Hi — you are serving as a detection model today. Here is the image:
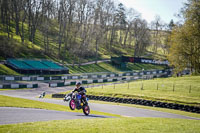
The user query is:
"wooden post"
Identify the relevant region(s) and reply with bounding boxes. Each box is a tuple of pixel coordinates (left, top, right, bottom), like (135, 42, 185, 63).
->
(189, 85, 191, 93)
(173, 83, 175, 92)
(141, 83, 143, 90)
(157, 83, 158, 90)
(128, 82, 129, 89)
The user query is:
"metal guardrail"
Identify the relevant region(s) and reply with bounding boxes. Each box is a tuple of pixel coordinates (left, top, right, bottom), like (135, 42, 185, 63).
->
(0, 69, 172, 82)
(0, 83, 38, 89)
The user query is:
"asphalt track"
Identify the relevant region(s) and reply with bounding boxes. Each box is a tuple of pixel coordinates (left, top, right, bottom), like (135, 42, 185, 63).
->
(0, 107, 112, 125)
(0, 82, 199, 125)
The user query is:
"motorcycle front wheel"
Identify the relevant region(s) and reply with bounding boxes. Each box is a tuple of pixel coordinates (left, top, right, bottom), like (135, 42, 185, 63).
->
(82, 105, 90, 116)
(69, 99, 76, 110)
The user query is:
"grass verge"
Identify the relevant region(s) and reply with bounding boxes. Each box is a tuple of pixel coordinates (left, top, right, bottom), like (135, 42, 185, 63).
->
(87, 76, 200, 107)
(0, 117, 199, 133)
(0, 88, 31, 91)
(89, 100, 200, 119)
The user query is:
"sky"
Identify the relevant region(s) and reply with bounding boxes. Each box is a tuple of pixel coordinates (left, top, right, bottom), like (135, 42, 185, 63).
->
(119, 0, 187, 24)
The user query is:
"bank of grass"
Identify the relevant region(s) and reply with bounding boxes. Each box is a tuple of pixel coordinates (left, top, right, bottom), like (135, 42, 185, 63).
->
(0, 64, 20, 75)
(87, 76, 200, 107)
(0, 117, 200, 133)
(0, 95, 120, 117)
(89, 100, 200, 119)
(67, 62, 166, 74)
(0, 88, 31, 91)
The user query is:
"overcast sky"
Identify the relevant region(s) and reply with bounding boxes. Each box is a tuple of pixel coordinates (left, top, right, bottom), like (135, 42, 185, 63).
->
(119, 0, 187, 24)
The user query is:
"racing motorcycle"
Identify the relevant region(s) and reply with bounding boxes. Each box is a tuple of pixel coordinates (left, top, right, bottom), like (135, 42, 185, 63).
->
(64, 92, 90, 115)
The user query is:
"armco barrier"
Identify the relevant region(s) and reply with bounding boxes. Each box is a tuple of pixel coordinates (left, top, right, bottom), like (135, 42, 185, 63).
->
(49, 76, 134, 87)
(0, 83, 38, 89)
(52, 94, 200, 114)
(49, 72, 167, 87)
(0, 69, 172, 81)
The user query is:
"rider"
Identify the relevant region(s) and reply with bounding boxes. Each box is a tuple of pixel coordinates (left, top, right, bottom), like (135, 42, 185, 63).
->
(72, 82, 87, 103)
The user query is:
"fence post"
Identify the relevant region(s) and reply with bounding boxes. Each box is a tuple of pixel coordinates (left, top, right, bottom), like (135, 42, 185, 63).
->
(157, 83, 158, 90)
(141, 83, 143, 90)
(189, 85, 191, 93)
(173, 83, 175, 92)
(128, 82, 129, 89)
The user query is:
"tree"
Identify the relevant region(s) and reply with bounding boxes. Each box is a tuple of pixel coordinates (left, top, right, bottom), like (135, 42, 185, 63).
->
(115, 3, 126, 46)
(132, 18, 151, 56)
(150, 15, 163, 53)
(168, 19, 175, 31)
(123, 8, 139, 47)
(168, 0, 200, 74)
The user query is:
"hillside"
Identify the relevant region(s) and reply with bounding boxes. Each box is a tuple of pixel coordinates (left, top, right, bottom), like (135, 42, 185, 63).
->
(0, 21, 167, 64)
(68, 62, 167, 74)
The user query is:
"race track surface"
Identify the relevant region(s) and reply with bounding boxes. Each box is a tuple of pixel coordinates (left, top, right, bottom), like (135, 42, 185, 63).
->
(0, 107, 112, 125)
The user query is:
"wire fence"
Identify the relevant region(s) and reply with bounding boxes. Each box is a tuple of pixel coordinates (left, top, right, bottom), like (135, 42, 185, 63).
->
(90, 81, 200, 95)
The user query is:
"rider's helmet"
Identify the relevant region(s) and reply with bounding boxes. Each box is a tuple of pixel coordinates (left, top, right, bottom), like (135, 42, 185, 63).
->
(76, 82, 82, 86)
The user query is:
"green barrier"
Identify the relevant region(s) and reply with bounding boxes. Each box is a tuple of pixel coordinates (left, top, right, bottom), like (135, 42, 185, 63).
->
(57, 82, 64, 87)
(44, 77, 50, 80)
(33, 84, 38, 88)
(15, 77, 21, 80)
(103, 79, 108, 82)
(93, 80, 98, 83)
(82, 80, 88, 84)
(70, 81, 76, 85)
(3, 85, 10, 88)
(19, 84, 27, 88)
(113, 79, 117, 82)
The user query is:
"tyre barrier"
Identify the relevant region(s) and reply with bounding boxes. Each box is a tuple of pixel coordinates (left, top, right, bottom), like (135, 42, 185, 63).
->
(52, 94, 200, 113)
(52, 94, 66, 98)
(0, 83, 38, 89)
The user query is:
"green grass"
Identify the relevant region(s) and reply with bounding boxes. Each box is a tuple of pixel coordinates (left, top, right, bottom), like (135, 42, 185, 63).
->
(0, 118, 199, 133)
(67, 62, 166, 74)
(86, 76, 200, 107)
(0, 95, 120, 117)
(0, 64, 20, 75)
(0, 88, 31, 91)
(89, 100, 200, 119)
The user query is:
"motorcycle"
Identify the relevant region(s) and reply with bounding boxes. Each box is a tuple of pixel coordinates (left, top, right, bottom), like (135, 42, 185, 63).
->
(64, 92, 90, 116)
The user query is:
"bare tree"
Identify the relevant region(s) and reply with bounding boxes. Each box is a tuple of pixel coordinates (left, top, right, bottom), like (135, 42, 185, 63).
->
(132, 18, 151, 56)
(123, 8, 139, 47)
(150, 15, 163, 53)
